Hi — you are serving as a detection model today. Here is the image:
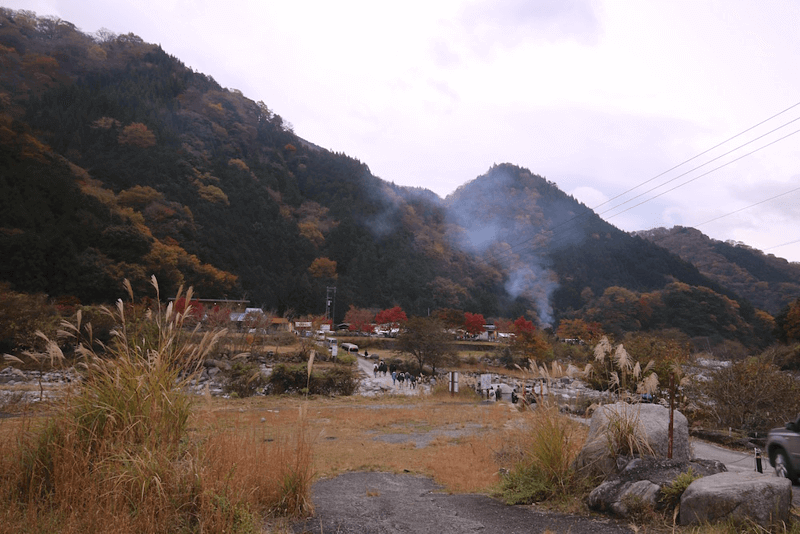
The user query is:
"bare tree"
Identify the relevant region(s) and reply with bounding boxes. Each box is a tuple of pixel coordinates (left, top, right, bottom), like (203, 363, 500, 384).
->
(395, 316, 454, 375)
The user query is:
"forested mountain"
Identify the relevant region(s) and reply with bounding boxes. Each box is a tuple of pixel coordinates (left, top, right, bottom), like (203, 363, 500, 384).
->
(637, 226, 800, 315)
(0, 8, 501, 319)
(444, 165, 776, 348)
(0, 9, 796, 350)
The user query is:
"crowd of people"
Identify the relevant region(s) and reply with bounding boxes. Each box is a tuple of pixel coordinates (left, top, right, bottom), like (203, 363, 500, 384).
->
(372, 359, 418, 388)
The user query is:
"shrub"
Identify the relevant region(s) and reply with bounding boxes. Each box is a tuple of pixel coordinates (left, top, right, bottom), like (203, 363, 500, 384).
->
(268, 363, 309, 394)
(335, 352, 357, 366)
(0, 285, 59, 354)
(314, 366, 359, 396)
(660, 468, 700, 511)
(498, 404, 585, 504)
(702, 357, 800, 434)
(268, 364, 358, 396)
(763, 343, 800, 371)
(462, 353, 478, 366)
(225, 361, 268, 398)
(621, 493, 660, 524)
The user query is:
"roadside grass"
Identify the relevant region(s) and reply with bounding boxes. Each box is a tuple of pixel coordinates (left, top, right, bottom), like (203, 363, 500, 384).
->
(0, 280, 314, 534)
(495, 402, 592, 511)
(6, 321, 800, 534)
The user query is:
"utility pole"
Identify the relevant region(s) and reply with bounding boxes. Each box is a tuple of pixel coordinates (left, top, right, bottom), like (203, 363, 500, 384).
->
(325, 286, 336, 322)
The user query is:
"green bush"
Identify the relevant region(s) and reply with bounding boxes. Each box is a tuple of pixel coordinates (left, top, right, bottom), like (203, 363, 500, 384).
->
(0, 285, 59, 354)
(660, 468, 700, 510)
(335, 353, 356, 366)
(268, 364, 358, 396)
(268, 364, 308, 394)
(621, 493, 659, 524)
(225, 361, 268, 398)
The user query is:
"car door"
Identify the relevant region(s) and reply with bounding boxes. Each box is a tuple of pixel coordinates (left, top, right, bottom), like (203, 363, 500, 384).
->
(788, 418, 800, 470)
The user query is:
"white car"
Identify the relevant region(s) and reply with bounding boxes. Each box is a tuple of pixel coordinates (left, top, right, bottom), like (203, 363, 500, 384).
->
(766, 414, 800, 483)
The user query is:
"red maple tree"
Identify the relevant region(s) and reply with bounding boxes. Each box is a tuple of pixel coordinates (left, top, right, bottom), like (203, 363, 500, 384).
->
(375, 306, 408, 328)
(463, 312, 486, 336)
(344, 305, 375, 334)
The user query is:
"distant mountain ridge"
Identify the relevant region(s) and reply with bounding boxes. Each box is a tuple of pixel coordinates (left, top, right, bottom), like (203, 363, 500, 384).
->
(0, 8, 796, 349)
(637, 226, 800, 315)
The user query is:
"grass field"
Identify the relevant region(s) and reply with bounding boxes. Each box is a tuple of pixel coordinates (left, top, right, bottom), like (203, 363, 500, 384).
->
(192, 390, 552, 495)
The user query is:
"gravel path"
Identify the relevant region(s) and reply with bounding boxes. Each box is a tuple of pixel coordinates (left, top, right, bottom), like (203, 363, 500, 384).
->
(356, 355, 427, 396)
(291, 472, 633, 534)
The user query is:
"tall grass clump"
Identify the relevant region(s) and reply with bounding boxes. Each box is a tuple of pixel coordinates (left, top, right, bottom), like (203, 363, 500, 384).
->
(603, 404, 654, 459)
(0, 277, 314, 533)
(498, 403, 586, 505)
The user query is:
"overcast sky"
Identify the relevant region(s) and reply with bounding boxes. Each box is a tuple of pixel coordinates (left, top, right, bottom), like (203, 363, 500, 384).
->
(6, 0, 800, 262)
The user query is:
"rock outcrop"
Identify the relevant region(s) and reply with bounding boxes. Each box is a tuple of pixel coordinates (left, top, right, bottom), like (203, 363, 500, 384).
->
(574, 402, 690, 477)
(587, 457, 726, 517)
(679, 471, 792, 527)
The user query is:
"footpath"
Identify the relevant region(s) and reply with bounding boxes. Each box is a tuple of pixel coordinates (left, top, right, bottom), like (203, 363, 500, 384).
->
(354, 354, 427, 396)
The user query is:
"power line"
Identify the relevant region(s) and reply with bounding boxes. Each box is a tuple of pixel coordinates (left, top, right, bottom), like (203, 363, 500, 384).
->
(482, 101, 800, 266)
(592, 100, 800, 212)
(765, 238, 800, 252)
(603, 127, 800, 221)
(692, 185, 800, 228)
(599, 116, 800, 219)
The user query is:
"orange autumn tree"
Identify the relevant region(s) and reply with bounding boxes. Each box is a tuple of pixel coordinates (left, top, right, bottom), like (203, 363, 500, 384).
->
(511, 316, 551, 362)
(118, 122, 156, 148)
(556, 318, 604, 343)
(785, 299, 800, 342)
(308, 257, 337, 280)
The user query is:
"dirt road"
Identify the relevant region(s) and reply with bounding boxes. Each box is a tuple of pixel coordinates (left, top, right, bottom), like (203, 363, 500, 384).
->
(291, 472, 633, 534)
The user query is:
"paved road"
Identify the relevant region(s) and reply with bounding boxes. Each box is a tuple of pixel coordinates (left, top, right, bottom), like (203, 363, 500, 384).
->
(692, 438, 800, 506)
(692, 439, 758, 474)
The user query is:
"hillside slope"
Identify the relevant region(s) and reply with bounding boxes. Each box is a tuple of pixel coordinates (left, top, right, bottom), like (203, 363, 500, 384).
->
(638, 226, 800, 315)
(0, 9, 790, 348)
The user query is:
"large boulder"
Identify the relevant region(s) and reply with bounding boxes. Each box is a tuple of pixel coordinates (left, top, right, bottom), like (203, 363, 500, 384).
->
(574, 402, 690, 477)
(679, 471, 792, 527)
(587, 457, 726, 517)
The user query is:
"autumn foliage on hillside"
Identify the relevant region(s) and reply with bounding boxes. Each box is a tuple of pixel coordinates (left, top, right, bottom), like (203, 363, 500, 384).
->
(0, 9, 791, 351)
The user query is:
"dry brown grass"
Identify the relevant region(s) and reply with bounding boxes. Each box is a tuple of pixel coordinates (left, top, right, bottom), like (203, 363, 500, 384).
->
(200, 394, 526, 496)
(0, 281, 317, 534)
